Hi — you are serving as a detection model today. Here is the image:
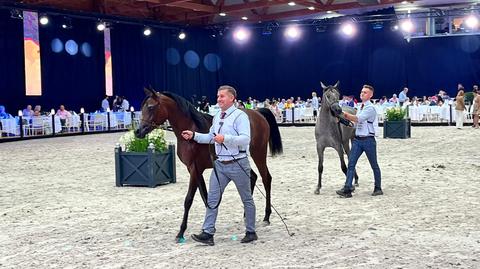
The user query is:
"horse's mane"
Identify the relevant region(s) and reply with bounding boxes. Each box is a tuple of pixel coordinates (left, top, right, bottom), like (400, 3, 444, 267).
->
(161, 91, 213, 132)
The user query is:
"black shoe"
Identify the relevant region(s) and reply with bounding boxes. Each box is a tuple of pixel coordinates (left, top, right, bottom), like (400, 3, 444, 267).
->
(372, 188, 384, 196)
(336, 188, 352, 198)
(191, 232, 214, 246)
(240, 232, 258, 243)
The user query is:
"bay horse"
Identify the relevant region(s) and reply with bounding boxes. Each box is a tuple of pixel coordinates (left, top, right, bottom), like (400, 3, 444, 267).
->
(314, 82, 358, 194)
(136, 88, 283, 242)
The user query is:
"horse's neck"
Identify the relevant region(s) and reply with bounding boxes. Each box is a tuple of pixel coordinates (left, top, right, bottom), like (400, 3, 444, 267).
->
(319, 104, 338, 124)
(167, 110, 196, 138)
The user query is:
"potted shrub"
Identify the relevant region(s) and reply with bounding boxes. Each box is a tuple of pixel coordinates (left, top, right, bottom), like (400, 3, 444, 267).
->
(383, 107, 411, 139)
(115, 129, 176, 187)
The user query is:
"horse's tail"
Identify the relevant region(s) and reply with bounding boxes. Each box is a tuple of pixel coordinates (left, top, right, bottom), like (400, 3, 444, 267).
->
(257, 108, 283, 156)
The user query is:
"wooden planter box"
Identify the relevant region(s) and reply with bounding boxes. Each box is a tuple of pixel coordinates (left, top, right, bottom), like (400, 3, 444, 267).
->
(383, 119, 411, 139)
(115, 144, 176, 187)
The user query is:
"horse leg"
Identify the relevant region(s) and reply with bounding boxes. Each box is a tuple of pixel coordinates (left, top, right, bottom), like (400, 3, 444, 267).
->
(344, 139, 360, 186)
(176, 175, 199, 242)
(251, 152, 272, 225)
(250, 170, 258, 195)
(315, 147, 325, 194)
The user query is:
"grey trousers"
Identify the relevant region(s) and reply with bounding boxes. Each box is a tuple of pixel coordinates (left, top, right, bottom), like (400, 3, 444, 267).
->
(202, 157, 256, 235)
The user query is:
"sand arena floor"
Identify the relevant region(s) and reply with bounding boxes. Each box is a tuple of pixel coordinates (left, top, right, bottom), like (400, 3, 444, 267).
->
(1, 126, 479, 268)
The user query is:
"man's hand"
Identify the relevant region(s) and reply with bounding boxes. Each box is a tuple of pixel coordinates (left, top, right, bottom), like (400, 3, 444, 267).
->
(181, 130, 194, 140)
(213, 133, 225, 144)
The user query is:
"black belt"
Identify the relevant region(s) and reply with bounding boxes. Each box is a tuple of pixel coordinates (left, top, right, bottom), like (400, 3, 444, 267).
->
(218, 157, 246, 164)
(355, 136, 374, 140)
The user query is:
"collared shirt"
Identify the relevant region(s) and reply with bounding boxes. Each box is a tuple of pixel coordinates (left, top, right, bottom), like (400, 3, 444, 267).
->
(56, 109, 72, 120)
(194, 105, 250, 161)
(355, 100, 377, 137)
(399, 91, 407, 102)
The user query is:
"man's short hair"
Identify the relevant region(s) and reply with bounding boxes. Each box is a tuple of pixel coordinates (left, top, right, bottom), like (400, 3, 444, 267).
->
(218, 85, 237, 98)
(363, 84, 374, 93)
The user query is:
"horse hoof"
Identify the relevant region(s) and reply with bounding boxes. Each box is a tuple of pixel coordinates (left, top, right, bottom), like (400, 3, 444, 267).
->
(314, 189, 320, 195)
(176, 236, 186, 243)
(262, 220, 270, 226)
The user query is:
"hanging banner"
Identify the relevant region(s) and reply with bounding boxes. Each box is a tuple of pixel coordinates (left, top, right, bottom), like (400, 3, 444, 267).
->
(23, 11, 42, 96)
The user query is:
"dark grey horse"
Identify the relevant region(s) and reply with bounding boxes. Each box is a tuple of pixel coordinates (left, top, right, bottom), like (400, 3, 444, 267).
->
(314, 82, 358, 194)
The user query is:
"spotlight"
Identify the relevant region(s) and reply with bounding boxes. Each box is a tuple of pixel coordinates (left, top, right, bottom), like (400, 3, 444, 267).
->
(241, 16, 248, 21)
(178, 31, 186, 40)
(284, 25, 301, 40)
(10, 9, 23, 19)
(219, 12, 226, 17)
(400, 19, 414, 33)
(61, 17, 72, 29)
(143, 27, 152, 36)
(233, 27, 250, 43)
(341, 22, 356, 37)
(288, 2, 296, 6)
(96, 22, 106, 31)
(39, 15, 49, 25)
(308, 7, 315, 11)
(465, 15, 479, 29)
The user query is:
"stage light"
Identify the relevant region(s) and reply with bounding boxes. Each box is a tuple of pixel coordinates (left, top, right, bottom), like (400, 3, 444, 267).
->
(341, 22, 356, 37)
(96, 22, 106, 31)
(61, 17, 72, 29)
(80, 107, 85, 114)
(130, 106, 134, 112)
(288, 2, 296, 6)
(10, 9, 23, 19)
(400, 19, 414, 33)
(327, 11, 333, 14)
(178, 31, 186, 40)
(143, 27, 152, 36)
(308, 7, 315, 11)
(284, 25, 301, 40)
(233, 27, 250, 43)
(39, 15, 49, 25)
(241, 16, 248, 20)
(465, 15, 479, 29)
(219, 12, 226, 17)
(18, 110, 23, 117)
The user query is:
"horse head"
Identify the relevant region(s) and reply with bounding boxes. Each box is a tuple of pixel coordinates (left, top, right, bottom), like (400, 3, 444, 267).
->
(320, 81, 341, 108)
(135, 87, 169, 138)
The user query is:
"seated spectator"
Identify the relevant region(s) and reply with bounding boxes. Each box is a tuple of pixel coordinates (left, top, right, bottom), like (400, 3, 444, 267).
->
(121, 96, 130, 111)
(0, 105, 13, 119)
(379, 96, 388, 105)
(22, 105, 34, 117)
(389, 94, 399, 105)
(33, 105, 42, 116)
(113, 96, 123, 112)
(237, 100, 245, 109)
(56, 105, 72, 128)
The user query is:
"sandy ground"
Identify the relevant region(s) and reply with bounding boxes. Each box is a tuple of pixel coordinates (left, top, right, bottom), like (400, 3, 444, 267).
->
(1, 126, 479, 269)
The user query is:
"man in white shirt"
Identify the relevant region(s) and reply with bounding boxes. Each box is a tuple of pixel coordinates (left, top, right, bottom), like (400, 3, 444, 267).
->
(336, 84, 383, 198)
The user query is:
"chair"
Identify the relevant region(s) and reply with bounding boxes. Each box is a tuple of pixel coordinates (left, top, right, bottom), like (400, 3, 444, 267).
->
(302, 107, 314, 122)
(26, 117, 45, 136)
(90, 114, 105, 131)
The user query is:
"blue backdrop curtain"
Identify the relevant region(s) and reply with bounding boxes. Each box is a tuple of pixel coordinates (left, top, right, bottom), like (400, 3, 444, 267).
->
(0, 9, 25, 115)
(110, 24, 221, 110)
(2, 6, 480, 111)
(37, 15, 105, 112)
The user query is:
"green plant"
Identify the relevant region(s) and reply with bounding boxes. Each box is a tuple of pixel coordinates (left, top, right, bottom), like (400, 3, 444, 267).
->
(119, 129, 167, 152)
(464, 91, 474, 104)
(385, 107, 407, 121)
